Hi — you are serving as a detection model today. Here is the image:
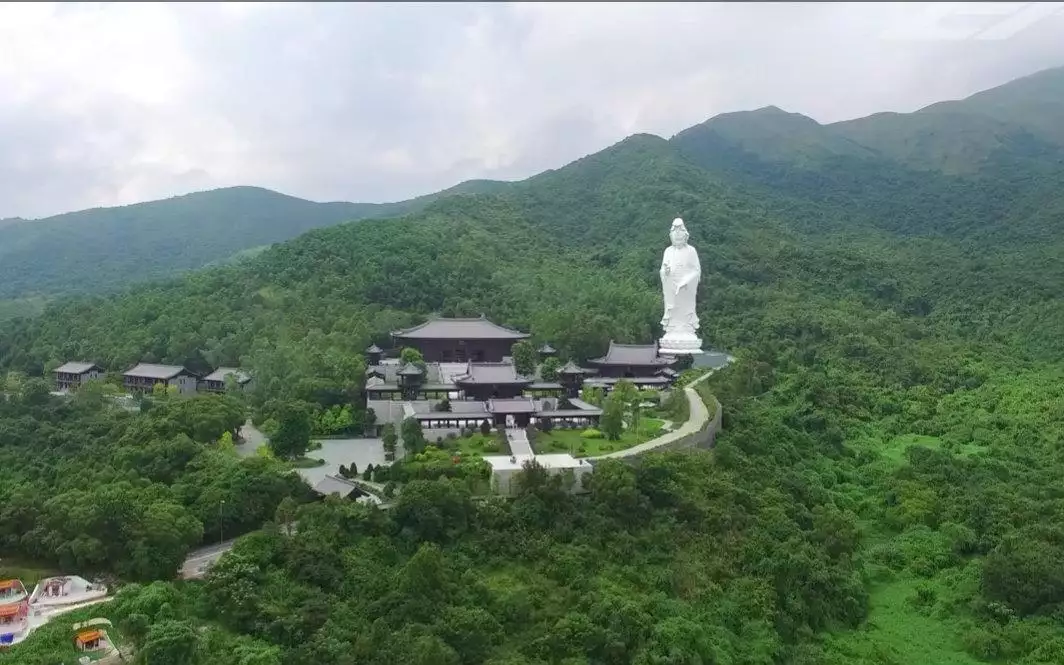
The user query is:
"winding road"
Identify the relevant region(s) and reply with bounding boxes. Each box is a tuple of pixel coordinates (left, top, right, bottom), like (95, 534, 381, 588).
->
(589, 370, 716, 460)
(179, 539, 240, 579)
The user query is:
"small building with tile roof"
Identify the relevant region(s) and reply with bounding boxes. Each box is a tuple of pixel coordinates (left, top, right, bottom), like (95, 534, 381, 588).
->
(53, 362, 103, 392)
(587, 341, 676, 378)
(453, 361, 533, 400)
(123, 363, 200, 395)
(201, 367, 253, 393)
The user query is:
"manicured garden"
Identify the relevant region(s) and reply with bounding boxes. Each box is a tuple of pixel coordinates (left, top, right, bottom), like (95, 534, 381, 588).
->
(444, 431, 510, 457)
(531, 417, 666, 457)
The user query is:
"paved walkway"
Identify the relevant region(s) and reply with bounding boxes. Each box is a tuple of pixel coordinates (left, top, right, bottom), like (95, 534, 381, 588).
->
(589, 371, 715, 461)
(180, 539, 240, 579)
(505, 428, 534, 456)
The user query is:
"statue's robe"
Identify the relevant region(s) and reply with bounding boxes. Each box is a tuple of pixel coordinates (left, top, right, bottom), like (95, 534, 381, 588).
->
(659, 243, 701, 334)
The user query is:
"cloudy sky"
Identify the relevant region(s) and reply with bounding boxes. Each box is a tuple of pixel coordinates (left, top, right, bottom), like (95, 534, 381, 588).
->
(1, 2, 1062, 219)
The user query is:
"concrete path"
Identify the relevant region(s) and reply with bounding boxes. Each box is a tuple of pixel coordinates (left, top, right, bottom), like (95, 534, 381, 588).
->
(505, 428, 534, 456)
(589, 371, 714, 461)
(180, 539, 240, 579)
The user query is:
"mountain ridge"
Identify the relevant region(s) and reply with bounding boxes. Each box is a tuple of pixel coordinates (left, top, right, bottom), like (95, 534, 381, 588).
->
(1, 65, 1062, 303)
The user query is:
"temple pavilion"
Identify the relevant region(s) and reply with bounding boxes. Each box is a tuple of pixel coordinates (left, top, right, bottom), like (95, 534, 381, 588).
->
(583, 341, 678, 390)
(391, 315, 529, 363)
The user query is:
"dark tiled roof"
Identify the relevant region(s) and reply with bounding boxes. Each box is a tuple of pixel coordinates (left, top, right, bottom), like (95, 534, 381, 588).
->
(528, 382, 564, 390)
(312, 475, 360, 498)
(488, 397, 537, 414)
(450, 400, 493, 415)
(54, 362, 101, 375)
(398, 364, 425, 376)
(584, 376, 671, 386)
(589, 342, 670, 366)
(392, 315, 529, 340)
(537, 408, 603, 418)
(567, 398, 601, 411)
(557, 360, 587, 375)
(123, 363, 195, 380)
(203, 367, 251, 383)
(415, 400, 491, 420)
(454, 362, 532, 385)
(366, 344, 383, 353)
(538, 343, 556, 354)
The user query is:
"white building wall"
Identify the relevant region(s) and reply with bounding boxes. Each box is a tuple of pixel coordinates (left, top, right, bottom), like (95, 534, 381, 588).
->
(170, 374, 199, 395)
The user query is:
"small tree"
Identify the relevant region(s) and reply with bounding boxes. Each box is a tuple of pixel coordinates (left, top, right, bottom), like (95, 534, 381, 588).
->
(580, 386, 605, 406)
(540, 356, 562, 381)
(480, 419, 492, 436)
(363, 463, 375, 480)
(600, 396, 625, 441)
(401, 416, 427, 455)
(511, 340, 538, 377)
(217, 431, 237, 455)
(269, 404, 312, 460)
(349, 463, 358, 478)
(382, 423, 398, 460)
(400, 347, 427, 372)
(612, 379, 639, 407)
(362, 406, 377, 436)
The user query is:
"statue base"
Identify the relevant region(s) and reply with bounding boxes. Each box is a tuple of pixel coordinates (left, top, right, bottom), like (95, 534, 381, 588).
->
(658, 331, 704, 356)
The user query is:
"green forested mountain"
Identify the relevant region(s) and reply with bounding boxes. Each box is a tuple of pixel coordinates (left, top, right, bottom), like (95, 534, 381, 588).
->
(672, 66, 1064, 243)
(0, 179, 508, 301)
(3, 67, 1064, 665)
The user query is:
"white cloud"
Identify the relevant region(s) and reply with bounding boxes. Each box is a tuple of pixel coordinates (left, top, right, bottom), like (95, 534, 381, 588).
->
(0, 2, 1061, 218)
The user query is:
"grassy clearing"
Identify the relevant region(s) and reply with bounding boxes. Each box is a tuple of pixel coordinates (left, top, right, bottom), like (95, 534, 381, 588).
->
(533, 418, 666, 457)
(442, 432, 509, 457)
(288, 456, 326, 469)
(881, 433, 989, 465)
(822, 577, 982, 665)
(0, 559, 60, 587)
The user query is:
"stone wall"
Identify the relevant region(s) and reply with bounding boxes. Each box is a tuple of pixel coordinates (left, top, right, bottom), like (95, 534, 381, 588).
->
(586, 370, 721, 462)
(654, 393, 722, 453)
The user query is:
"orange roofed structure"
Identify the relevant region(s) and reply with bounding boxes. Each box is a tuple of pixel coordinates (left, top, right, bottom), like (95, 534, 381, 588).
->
(0, 579, 26, 601)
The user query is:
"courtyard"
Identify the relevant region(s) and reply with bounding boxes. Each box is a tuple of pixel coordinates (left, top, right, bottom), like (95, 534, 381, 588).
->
(532, 416, 668, 457)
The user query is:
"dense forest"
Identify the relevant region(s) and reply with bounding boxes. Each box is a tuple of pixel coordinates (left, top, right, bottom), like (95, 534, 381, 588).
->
(2, 68, 1064, 664)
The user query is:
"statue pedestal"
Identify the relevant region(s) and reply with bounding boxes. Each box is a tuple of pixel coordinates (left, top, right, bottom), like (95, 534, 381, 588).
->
(659, 331, 704, 356)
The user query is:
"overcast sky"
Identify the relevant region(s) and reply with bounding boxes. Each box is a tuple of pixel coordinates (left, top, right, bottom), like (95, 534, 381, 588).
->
(1, 2, 1062, 219)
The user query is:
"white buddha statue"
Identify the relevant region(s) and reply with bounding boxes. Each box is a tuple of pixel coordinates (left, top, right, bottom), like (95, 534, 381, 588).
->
(658, 218, 703, 354)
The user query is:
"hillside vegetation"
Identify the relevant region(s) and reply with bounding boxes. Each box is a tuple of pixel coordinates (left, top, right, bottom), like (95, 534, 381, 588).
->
(0, 180, 508, 301)
(2, 67, 1064, 665)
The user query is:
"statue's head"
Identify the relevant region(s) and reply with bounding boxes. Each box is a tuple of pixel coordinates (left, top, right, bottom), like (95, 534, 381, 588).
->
(669, 218, 689, 247)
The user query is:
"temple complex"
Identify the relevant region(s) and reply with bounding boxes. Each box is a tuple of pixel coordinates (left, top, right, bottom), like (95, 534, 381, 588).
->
(364, 316, 680, 436)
